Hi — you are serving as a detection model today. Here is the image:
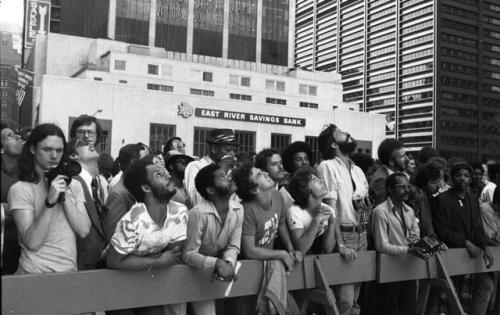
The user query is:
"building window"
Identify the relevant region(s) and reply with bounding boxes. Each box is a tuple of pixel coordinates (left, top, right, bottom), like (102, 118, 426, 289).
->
(299, 84, 317, 96)
(230, 75, 251, 87)
(94, 77, 102, 81)
(266, 97, 287, 105)
(299, 102, 318, 109)
(230, 93, 252, 101)
(161, 65, 172, 76)
(148, 64, 159, 75)
(235, 130, 255, 154)
(203, 71, 213, 82)
(193, 127, 214, 157)
(271, 133, 291, 153)
(150, 123, 176, 154)
(190, 88, 214, 96)
(305, 136, 319, 165)
(266, 80, 286, 91)
(114, 60, 126, 70)
(147, 83, 174, 92)
(119, 80, 127, 84)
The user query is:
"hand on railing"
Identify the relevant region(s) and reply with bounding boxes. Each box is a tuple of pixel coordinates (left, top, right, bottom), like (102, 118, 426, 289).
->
(483, 247, 494, 269)
(339, 246, 358, 261)
(156, 246, 182, 267)
(465, 240, 482, 258)
(408, 247, 431, 260)
(214, 259, 236, 282)
(279, 250, 295, 274)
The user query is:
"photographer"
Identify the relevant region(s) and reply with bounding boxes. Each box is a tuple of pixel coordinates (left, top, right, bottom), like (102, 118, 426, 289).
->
(372, 173, 427, 315)
(7, 124, 90, 274)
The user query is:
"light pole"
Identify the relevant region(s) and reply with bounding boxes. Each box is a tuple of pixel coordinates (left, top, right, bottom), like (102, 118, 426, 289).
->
(93, 109, 103, 116)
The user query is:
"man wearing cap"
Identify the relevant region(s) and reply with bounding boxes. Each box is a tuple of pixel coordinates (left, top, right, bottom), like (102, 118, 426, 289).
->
(432, 161, 494, 315)
(184, 129, 237, 206)
(164, 148, 194, 209)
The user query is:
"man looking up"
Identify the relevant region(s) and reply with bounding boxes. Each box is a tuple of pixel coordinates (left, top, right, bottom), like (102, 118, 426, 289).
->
(372, 173, 428, 315)
(184, 129, 237, 206)
(107, 158, 186, 315)
(254, 148, 288, 189)
(70, 114, 102, 147)
(370, 139, 408, 207)
(432, 162, 494, 315)
(1, 122, 24, 274)
(183, 164, 243, 315)
(67, 138, 108, 270)
(317, 124, 370, 315)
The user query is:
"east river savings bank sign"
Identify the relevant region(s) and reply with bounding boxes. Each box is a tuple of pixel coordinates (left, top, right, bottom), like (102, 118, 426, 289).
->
(195, 108, 306, 127)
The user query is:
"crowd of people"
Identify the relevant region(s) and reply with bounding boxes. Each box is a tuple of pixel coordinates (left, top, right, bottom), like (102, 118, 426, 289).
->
(1, 115, 499, 315)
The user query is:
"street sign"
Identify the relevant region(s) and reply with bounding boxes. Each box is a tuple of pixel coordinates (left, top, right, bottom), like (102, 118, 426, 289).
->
(24, 0, 51, 49)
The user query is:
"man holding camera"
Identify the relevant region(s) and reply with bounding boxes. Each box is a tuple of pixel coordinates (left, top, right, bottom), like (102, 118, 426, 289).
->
(67, 138, 108, 270)
(372, 173, 429, 315)
(7, 124, 90, 274)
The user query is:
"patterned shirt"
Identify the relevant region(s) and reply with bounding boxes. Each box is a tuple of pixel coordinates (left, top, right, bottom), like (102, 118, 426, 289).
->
(111, 202, 188, 256)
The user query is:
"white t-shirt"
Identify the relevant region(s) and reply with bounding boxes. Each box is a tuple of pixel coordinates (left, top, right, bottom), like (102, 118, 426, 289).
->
(286, 203, 335, 238)
(111, 201, 188, 256)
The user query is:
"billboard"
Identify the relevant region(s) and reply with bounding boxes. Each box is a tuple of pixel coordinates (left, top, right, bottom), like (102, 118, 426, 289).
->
(24, 0, 51, 49)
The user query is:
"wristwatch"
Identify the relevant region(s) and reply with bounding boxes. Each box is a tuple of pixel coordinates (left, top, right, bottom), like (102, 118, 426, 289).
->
(45, 198, 57, 208)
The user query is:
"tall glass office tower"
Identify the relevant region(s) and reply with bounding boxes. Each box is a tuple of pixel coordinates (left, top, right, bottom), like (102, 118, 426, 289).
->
(294, 0, 500, 160)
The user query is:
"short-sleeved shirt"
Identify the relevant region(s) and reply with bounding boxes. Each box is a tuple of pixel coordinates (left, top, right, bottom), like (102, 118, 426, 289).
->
(317, 157, 369, 225)
(111, 201, 188, 256)
(287, 203, 335, 238)
(242, 190, 285, 249)
(8, 179, 85, 274)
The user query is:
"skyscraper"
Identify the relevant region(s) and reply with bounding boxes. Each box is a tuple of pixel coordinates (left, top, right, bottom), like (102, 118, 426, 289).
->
(49, 0, 292, 67)
(294, 0, 500, 161)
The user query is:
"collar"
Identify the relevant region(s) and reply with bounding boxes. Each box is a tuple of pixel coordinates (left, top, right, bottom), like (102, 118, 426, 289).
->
(333, 156, 354, 169)
(203, 155, 215, 164)
(79, 168, 93, 186)
(384, 165, 395, 176)
(388, 197, 411, 214)
(197, 195, 242, 216)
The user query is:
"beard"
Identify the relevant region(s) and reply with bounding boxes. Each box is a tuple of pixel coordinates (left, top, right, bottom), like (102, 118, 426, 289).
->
(151, 184, 176, 203)
(214, 184, 232, 197)
(338, 139, 357, 155)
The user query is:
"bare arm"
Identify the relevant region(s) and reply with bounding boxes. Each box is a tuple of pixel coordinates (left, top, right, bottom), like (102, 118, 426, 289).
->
(321, 217, 336, 254)
(62, 182, 91, 238)
(107, 245, 181, 270)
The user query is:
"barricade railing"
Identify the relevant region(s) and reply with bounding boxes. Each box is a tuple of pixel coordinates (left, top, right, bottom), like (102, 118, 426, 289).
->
(2, 248, 500, 314)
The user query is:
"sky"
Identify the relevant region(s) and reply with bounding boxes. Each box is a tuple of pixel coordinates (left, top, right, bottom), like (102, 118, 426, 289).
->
(0, 0, 24, 31)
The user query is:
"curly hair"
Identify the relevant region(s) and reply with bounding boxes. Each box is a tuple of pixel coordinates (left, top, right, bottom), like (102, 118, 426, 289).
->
(232, 162, 258, 202)
(281, 141, 313, 173)
(123, 158, 154, 202)
(317, 124, 338, 160)
(377, 139, 403, 166)
(195, 164, 220, 201)
(288, 167, 315, 209)
(254, 148, 278, 172)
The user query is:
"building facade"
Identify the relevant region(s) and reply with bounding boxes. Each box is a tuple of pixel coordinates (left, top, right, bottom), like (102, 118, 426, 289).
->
(49, 0, 294, 67)
(30, 33, 385, 157)
(294, 0, 500, 161)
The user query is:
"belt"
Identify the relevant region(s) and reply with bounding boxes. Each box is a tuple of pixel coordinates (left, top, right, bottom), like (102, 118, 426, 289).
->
(340, 224, 366, 233)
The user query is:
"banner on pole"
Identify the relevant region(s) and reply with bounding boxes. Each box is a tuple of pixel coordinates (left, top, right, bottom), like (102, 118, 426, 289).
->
(24, 0, 51, 49)
(14, 68, 34, 106)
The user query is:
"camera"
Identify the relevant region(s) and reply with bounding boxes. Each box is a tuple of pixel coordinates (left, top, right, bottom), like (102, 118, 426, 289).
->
(45, 158, 82, 201)
(412, 236, 443, 255)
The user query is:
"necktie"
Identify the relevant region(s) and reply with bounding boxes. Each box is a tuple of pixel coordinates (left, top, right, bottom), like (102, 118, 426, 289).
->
(91, 176, 104, 225)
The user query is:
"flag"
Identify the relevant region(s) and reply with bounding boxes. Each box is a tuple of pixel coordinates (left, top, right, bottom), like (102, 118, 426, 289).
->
(14, 68, 34, 107)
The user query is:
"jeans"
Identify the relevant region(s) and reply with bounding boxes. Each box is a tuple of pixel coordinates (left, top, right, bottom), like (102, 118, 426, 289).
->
(333, 231, 367, 315)
(452, 273, 494, 315)
(379, 280, 417, 315)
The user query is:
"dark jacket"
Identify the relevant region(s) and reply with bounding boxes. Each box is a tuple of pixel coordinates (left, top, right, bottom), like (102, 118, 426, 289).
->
(104, 178, 135, 244)
(410, 188, 436, 238)
(74, 175, 106, 270)
(432, 189, 488, 248)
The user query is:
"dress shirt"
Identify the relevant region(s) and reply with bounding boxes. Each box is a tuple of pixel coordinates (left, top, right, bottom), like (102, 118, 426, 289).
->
(182, 198, 243, 270)
(79, 168, 108, 205)
(372, 197, 420, 256)
(184, 156, 214, 207)
(108, 171, 122, 190)
(480, 202, 500, 244)
(317, 157, 369, 225)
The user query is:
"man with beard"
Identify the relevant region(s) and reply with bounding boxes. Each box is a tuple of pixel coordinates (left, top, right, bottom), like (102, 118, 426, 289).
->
(317, 124, 370, 315)
(183, 164, 243, 315)
(372, 173, 429, 315)
(432, 162, 494, 315)
(370, 139, 408, 207)
(184, 129, 237, 206)
(107, 158, 187, 315)
(1, 122, 24, 273)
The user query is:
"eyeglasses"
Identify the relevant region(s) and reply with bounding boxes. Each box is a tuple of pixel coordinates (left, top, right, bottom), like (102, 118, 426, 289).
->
(75, 129, 97, 137)
(173, 142, 185, 148)
(393, 184, 411, 191)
